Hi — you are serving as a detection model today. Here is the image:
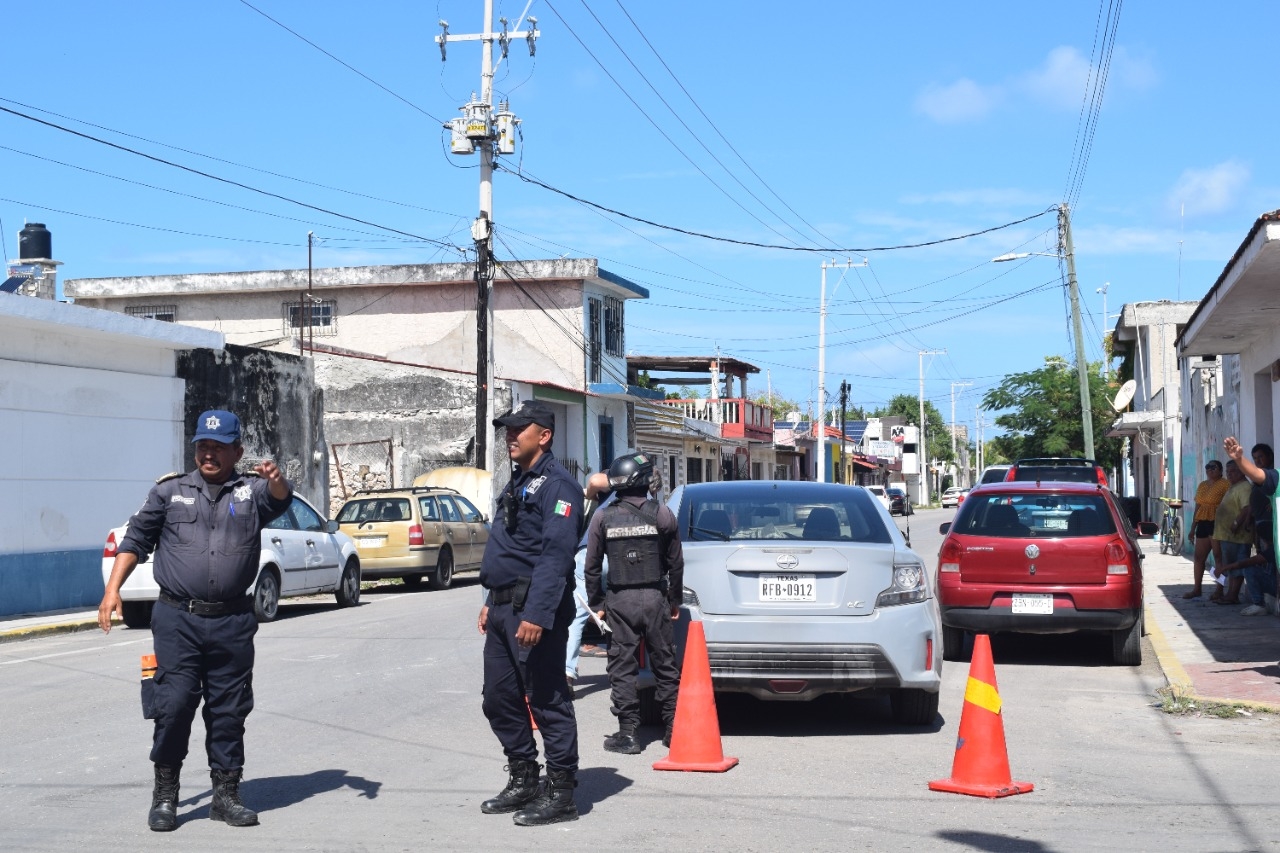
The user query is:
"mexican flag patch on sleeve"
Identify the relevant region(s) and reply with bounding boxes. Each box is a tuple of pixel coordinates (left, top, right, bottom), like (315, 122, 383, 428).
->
(553, 500, 573, 517)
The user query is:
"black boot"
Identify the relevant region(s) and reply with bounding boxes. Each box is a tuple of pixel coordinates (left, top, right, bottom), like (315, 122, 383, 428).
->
(662, 719, 674, 748)
(513, 767, 578, 826)
(148, 764, 180, 832)
(209, 769, 259, 827)
(603, 727, 642, 755)
(480, 759, 541, 814)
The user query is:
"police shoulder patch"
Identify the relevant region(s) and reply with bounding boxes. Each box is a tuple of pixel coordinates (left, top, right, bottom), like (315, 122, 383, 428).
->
(155, 472, 183, 485)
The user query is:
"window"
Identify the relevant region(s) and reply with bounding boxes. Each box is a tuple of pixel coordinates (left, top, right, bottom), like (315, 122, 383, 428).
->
(126, 304, 177, 322)
(454, 496, 483, 523)
(681, 483, 890, 544)
(419, 496, 440, 522)
(587, 297, 602, 383)
(687, 457, 703, 484)
(604, 296, 624, 356)
(598, 416, 615, 473)
(283, 298, 337, 336)
(438, 497, 461, 523)
(290, 498, 325, 532)
(953, 493, 1117, 538)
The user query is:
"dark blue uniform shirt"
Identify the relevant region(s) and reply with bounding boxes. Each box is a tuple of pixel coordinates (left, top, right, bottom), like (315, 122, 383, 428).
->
(119, 469, 292, 602)
(480, 451, 583, 629)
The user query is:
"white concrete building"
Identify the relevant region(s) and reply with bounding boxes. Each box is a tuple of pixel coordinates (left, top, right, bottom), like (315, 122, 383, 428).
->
(0, 294, 222, 616)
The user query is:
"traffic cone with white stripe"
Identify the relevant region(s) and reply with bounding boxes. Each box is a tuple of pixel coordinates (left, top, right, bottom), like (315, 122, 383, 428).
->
(928, 634, 1033, 798)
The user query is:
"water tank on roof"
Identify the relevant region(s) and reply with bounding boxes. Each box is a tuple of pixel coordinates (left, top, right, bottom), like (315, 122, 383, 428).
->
(19, 223, 51, 260)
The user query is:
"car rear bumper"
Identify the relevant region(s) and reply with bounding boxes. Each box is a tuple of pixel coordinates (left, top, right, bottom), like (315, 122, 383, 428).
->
(689, 604, 942, 700)
(941, 603, 1140, 634)
(357, 549, 441, 577)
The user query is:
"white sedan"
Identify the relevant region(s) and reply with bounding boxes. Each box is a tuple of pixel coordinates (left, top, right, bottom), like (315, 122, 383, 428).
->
(865, 485, 892, 511)
(941, 487, 969, 508)
(102, 494, 361, 627)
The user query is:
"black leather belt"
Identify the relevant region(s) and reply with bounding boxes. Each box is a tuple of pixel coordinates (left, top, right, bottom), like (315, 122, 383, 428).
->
(158, 591, 253, 616)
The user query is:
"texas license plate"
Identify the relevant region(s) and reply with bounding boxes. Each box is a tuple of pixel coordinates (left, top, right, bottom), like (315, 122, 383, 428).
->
(759, 574, 816, 602)
(1011, 593, 1053, 614)
(359, 537, 383, 548)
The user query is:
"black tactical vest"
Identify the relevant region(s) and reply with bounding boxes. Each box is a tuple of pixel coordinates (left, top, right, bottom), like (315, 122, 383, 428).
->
(602, 499, 663, 588)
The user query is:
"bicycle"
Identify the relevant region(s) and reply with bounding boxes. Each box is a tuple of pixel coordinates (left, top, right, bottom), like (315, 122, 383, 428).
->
(1157, 496, 1183, 555)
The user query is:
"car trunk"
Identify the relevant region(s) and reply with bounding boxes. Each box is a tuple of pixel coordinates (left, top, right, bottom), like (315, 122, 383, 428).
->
(957, 535, 1112, 586)
(687, 543, 894, 617)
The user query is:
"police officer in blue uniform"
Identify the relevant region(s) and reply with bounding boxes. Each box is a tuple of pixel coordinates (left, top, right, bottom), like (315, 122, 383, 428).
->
(584, 452, 683, 754)
(477, 400, 584, 826)
(99, 410, 292, 832)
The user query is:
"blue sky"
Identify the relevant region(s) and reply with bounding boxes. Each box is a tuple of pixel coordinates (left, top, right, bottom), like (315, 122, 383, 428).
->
(4, 2, 1276, 438)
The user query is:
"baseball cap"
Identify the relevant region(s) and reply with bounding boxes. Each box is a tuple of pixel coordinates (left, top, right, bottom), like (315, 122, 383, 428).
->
(493, 400, 555, 431)
(192, 409, 241, 444)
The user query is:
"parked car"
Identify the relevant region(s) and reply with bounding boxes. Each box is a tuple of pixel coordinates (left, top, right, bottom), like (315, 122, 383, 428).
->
(978, 464, 1012, 485)
(1006, 457, 1108, 485)
(936, 481, 1144, 665)
(670, 480, 943, 724)
(865, 484, 891, 511)
(101, 494, 361, 627)
(335, 486, 489, 589)
(940, 487, 969, 508)
(887, 487, 913, 516)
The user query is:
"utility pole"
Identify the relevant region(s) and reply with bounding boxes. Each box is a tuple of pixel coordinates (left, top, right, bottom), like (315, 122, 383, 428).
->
(975, 408, 984, 480)
(1060, 203, 1095, 461)
(918, 349, 946, 506)
(437, 6, 538, 472)
(817, 258, 865, 484)
(838, 380, 850, 484)
(950, 381, 971, 487)
(1096, 281, 1109, 379)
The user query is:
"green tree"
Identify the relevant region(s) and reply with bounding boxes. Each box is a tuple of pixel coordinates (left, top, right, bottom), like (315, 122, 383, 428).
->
(875, 393, 953, 463)
(981, 356, 1121, 470)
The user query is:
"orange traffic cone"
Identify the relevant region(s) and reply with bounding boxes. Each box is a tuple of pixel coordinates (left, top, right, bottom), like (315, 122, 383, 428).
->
(653, 621, 738, 773)
(526, 696, 538, 732)
(928, 634, 1033, 798)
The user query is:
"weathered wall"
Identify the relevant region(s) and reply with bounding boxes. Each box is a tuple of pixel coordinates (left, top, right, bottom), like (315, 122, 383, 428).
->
(176, 345, 326, 506)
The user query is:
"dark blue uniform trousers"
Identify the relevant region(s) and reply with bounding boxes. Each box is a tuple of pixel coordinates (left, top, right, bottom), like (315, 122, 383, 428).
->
(605, 587, 680, 730)
(482, 592, 578, 772)
(149, 602, 257, 771)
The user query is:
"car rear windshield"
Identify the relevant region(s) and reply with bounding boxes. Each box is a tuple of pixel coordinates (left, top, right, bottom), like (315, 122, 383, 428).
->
(979, 467, 1010, 484)
(681, 484, 891, 544)
(1010, 466, 1098, 483)
(337, 498, 412, 523)
(951, 492, 1116, 538)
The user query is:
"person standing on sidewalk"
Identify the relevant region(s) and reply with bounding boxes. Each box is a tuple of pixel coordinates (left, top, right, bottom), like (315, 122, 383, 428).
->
(1223, 438, 1279, 616)
(584, 452, 684, 755)
(1211, 460, 1254, 605)
(477, 400, 582, 826)
(566, 472, 612, 689)
(1183, 460, 1229, 599)
(98, 410, 292, 832)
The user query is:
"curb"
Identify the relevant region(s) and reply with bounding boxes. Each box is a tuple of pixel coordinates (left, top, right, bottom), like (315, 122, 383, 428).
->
(0, 619, 102, 645)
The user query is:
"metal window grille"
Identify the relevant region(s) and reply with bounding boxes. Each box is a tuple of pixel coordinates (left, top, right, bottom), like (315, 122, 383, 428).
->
(587, 297, 603, 383)
(283, 299, 337, 336)
(125, 304, 177, 322)
(604, 296, 624, 356)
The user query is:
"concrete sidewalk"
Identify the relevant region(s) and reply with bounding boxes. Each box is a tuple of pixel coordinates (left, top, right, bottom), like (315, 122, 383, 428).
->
(6, 550, 1280, 710)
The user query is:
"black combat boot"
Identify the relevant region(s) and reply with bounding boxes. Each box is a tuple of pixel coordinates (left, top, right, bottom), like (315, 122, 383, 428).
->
(603, 727, 642, 755)
(512, 767, 579, 826)
(148, 764, 181, 832)
(209, 769, 259, 827)
(480, 759, 541, 814)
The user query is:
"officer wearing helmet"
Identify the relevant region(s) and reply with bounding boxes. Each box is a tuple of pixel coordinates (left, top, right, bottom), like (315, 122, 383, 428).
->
(583, 452, 683, 753)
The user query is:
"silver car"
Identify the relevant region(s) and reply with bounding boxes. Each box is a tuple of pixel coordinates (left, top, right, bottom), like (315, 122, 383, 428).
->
(670, 481, 943, 725)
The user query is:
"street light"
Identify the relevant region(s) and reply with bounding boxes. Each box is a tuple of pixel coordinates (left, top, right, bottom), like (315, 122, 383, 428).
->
(816, 258, 866, 484)
(991, 203, 1094, 461)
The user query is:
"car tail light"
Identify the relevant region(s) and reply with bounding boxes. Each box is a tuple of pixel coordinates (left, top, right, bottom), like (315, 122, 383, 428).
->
(408, 524, 425, 546)
(1004, 468, 1016, 481)
(939, 539, 962, 573)
(103, 530, 118, 558)
(877, 558, 929, 606)
(1106, 542, 1129, 574)
(1095, 466, 1108, 486)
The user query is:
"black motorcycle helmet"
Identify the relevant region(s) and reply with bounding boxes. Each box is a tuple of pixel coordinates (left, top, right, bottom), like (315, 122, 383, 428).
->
(607, 452, 654, 494)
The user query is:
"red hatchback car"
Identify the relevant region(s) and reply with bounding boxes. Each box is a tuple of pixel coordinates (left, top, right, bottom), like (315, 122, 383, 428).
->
(936, 481, 1144, 665)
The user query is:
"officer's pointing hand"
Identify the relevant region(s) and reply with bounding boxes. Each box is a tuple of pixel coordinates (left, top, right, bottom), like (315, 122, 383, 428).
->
(515, 621, 543, 647)
(254, 460, 290, 499)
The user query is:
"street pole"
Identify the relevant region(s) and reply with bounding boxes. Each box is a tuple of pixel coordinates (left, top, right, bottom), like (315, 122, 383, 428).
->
(816, 258, 864, 484)
(437, 7, 538, 472)
(918, 349, 945, 506)
(1060, 203, 1095, 461)
(839, 380, 850, 484)
(1096, 281, 1109, 379)
(950, 381, 971, 488)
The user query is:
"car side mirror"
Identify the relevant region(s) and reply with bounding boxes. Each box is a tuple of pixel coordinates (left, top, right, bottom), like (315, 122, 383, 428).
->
(325, 519, 340, 534)
(938, 522, 951, 535)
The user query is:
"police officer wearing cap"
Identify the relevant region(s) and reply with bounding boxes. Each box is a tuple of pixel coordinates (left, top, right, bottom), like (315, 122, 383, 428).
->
(584, 452, 683, 754)
(478, 400, 584, 826)
(98, 410, 292, 832)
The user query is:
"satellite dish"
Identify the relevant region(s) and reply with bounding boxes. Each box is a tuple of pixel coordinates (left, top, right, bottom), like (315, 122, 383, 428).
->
(1111, 379, 1137, 412)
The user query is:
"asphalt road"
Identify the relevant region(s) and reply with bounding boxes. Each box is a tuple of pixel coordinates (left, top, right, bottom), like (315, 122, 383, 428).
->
(3, 511, 1278, 852)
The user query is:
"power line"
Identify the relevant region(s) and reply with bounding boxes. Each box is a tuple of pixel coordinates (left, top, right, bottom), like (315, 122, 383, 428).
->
(0, 196, 301, 246)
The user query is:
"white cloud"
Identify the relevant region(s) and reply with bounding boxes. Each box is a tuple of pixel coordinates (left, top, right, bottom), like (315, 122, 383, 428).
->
(914, 78, 1000, 123)
(1020, 46, 1091, 109)
(1167, 161, 1250, 218)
